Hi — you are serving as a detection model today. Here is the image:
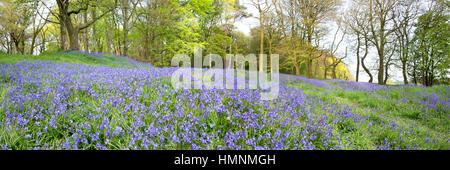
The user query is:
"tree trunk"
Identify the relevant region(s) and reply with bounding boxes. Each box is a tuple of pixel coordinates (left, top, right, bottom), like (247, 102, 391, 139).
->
(122, 0, 129, 56)
(356, 34, 361, 82)
(19, 39, 25, 54)
(30, 34, 37, 55)
(306, 23, 314, 78)
(59, 12, 67, 50)
(402, 62, 408, 85)
(56, 0, 109, 51)
(306, 58, 313, 78)
(295, 64, 300, 76)
(259, 7, 264, 72)
(323, 54, 328, 79)
(112, 9, 121, 55)
(7, 35, 11, 54)
(269, 39, 272, 73)
(106, 17, 112, 53)
(227, 52, 233, 69)
(332, 64, 337, 79)
(361, 38, 373, 83)
(314, 60, 319, 78)
(229, 39, 232, 55)
(421, 46, 426, 86)
(384, 63, 389, 84)
(13, 40, 18, 54)
(66, 24, 80, 50)
(83, 11, 89, 52)
(412, 60, 417, 84)
(30, 17, 36, 55)
(57, 0, 81, 50)
(40, 31, 46, 54)
(429, 66, 434, 86)
(377, 44, 385, 85)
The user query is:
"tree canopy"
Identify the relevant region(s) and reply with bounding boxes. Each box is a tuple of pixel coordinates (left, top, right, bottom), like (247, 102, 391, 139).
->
(0, 0, 448, 85)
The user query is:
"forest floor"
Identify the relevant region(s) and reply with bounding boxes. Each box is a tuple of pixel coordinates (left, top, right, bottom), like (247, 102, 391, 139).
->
(0, 51, 448, 150)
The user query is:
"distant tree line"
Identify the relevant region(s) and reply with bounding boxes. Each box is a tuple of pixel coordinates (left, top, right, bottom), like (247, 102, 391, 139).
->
(344, 0, 449, 85)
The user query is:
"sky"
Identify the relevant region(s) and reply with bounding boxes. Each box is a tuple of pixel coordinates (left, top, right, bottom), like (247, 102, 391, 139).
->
(233, 0, 409, 83)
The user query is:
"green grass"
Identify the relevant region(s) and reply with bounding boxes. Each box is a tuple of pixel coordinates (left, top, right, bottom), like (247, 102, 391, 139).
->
(0, 51, 136, 68)
(0, 52, 448, 150)
(295, 82, 449, 150)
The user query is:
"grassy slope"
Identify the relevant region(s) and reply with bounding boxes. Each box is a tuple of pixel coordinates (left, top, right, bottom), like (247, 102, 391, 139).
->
(299, 83, 448, 149)
(0, 52, 448, 150)
(0, 51, 137, 68)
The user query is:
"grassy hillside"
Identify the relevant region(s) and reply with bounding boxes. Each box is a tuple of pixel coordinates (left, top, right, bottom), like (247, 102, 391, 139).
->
(0, 52, 448, 150)
(0, 51, 147, 68)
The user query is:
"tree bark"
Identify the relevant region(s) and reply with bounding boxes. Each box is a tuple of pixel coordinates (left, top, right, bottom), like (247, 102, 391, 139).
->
(332, 64, 337, 79)
(83, 11, 89, 52)
(122, 0, 129, 56)
(259, 7, 264, 72)
(295, 64, 300, 76)
(106, 17, 112, 53)
(92, 7, 98, 52)
(60, 23, 67, 50)
(356, 34, 361, 82)
(361, 37, 373, 83)
(66, 21, 80, 50)
(30, 35, 37, 55)
(377, 36, 385, 85)
(58, 3, 67, 51)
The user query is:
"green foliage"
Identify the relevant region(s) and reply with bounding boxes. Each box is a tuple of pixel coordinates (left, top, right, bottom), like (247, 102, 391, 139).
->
(409, 1, 450, 85)
(206, 32, 232, 57)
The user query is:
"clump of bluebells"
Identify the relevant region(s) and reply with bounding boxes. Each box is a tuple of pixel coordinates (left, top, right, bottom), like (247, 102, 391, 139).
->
(0, 55, 448, 150)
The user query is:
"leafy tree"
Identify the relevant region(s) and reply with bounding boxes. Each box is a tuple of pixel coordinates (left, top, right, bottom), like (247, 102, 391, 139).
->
(409, 1, 449, 86)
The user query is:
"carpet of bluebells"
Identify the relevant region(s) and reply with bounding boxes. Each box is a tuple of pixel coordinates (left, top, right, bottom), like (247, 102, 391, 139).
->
(0, 52, 448, 150)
